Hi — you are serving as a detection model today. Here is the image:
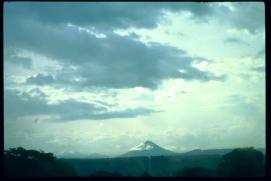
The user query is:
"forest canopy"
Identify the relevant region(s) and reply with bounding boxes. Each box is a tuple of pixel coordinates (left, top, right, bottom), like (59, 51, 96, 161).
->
(4, 147, 265, 177)
(4, 147, 77, 176)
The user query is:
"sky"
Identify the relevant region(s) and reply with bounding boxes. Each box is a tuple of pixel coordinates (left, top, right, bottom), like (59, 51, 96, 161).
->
(4, 2, 265, 157)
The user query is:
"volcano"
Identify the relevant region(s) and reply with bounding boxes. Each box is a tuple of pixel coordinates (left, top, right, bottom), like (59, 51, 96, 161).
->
(120, 140, 177, 157)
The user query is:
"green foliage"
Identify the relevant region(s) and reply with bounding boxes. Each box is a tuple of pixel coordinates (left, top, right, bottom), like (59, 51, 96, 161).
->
(4, 147, 77, 176)
(217, 147, 265, 177)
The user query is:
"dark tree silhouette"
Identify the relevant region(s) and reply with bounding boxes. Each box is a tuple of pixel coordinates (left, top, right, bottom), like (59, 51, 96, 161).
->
(4, 147, 77, 176)
(217, 147, 265, 177)
(176, 167, 215, 177)
(141, 171, 150, 177)
(89, 171, 122, 177)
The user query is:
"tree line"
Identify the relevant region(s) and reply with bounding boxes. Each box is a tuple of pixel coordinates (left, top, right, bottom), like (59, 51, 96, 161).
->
(4, 147, 265, 177)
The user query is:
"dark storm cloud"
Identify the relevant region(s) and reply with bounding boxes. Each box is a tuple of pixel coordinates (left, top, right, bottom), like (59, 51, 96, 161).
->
(4, 2, 230, 89)
(229, 2, 264, 34)
(26, 74, 55, 85)
(4, 90, 158, 122)
(128, 32, 141, 39)
(4, 2, 215, 30)
(6, 2, 263, 33)
(4, 50, 32, 69)
(7, 20, 224, 89)
(8, 56, 32, 69)
(224, 37, 248, 45)
(213, 2, 264, 34)
(251, 66, 265, 72)
(178, 67, 227, 82)
(59, 108, 159, 121)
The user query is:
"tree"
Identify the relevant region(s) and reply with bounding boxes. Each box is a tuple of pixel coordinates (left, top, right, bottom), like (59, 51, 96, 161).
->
(141, 171, 150, 177)
(217, 147, 265, 177)
(4, 147, 77, 176)
(89, 171, 122, 177)
(176, 167, 215, 177)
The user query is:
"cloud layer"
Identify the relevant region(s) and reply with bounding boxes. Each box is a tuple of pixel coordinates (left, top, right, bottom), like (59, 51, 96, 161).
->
(5, 10, 225, 89)
(4, 89, 157, 122)
(5, 2, 263, 90)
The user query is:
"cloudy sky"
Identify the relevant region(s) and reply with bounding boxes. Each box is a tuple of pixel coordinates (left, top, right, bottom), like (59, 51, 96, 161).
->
(4, 2, 265, 156)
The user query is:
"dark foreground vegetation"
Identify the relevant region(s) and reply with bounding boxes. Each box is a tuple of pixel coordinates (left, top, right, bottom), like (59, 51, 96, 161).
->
(4, 147, 265, 177)
(4, 147, 77, 176)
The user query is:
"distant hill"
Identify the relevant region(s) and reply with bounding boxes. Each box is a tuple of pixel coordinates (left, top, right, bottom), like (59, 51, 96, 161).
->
(56, 142, 265, 159)
(257, 148, 266, 155)
(179, 148, 266, 156)
(119, 140, 178, 157)
(179, 149, 233, 156)
(57, 151, 108, 159)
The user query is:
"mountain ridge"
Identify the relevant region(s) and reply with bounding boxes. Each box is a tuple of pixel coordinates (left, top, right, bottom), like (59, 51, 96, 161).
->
(119, 140, 266, 158)
(179, 148, 266, 156)
(56, 140, 266, 158)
